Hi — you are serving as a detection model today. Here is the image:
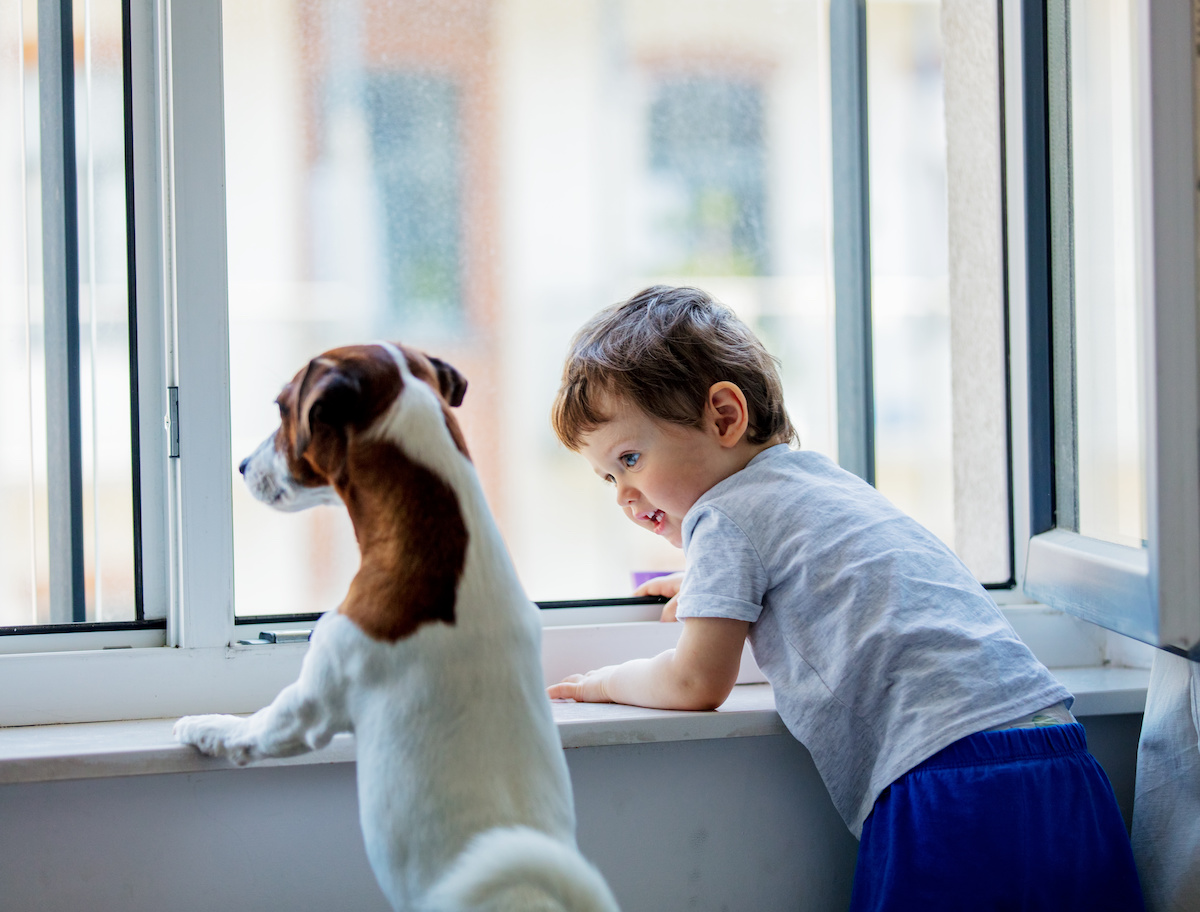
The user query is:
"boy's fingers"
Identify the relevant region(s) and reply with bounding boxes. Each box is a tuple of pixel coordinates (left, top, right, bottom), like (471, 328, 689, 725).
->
(634, 571, 684, 599)
(659, 597, 679, 623)
(635, 578, 672, 594)
(546, 682, 577, 700)
(546, 672, 616, 704)
(547, 675, 584, 700)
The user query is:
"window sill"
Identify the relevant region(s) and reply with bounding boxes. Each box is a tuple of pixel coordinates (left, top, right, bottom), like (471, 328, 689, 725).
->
(0, 667, 1148, 788)
(0, 604, 1137, 727)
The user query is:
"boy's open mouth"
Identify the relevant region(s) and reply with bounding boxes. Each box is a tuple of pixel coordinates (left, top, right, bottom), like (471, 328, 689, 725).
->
(640, 509, 666, 533)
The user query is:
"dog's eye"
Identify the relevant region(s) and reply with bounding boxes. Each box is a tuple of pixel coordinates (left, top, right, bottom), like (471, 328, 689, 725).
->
(278, 402, 290, 418)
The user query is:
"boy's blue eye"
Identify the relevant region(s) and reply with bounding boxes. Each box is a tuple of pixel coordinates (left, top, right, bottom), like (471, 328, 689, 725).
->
(620, 453, 640, 469)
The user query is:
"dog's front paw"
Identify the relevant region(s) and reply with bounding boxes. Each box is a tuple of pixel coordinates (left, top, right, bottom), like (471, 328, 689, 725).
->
(174, 714, 257, 765)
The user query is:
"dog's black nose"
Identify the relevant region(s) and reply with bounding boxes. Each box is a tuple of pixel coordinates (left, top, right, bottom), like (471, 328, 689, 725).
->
(238, 457, 249, 476)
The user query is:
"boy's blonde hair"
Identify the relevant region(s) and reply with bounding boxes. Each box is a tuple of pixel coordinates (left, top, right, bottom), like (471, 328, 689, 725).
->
(552, 285, 798, 450)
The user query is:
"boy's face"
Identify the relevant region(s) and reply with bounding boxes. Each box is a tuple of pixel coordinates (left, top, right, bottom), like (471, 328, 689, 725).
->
(578, 395, 732, 548)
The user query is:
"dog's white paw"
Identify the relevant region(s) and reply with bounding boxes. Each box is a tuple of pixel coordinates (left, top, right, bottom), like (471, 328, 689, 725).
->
(174, 714, 256, 765)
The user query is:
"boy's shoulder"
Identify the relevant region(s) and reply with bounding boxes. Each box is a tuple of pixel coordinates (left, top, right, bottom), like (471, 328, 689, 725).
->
(687, 444, 918, 550)
(697, 445, 854, 508)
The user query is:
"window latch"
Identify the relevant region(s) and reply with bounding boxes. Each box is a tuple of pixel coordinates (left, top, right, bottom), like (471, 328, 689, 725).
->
(236, 629, 313, 646)
(166, 386, 180, 458)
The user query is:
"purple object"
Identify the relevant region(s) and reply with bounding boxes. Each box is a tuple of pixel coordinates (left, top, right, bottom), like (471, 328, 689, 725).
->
(632, 570, 676, 590)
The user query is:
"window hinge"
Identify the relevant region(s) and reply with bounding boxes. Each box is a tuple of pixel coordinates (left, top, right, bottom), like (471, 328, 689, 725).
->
(166, 386, 180, 458)
(236, 629, 313, 646)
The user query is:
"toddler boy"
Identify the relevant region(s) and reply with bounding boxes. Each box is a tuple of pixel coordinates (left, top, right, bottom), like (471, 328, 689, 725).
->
(547, 285, 1143, 911)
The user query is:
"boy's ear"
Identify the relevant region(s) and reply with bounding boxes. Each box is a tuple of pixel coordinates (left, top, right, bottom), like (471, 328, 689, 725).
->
(706, 382, 750, 447)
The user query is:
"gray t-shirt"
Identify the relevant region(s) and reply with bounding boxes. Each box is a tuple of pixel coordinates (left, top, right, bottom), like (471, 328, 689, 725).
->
(676, 445, 1073, 837)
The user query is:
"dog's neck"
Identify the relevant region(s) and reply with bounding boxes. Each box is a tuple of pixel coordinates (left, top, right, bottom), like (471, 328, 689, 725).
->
(334, 436, 468, 642)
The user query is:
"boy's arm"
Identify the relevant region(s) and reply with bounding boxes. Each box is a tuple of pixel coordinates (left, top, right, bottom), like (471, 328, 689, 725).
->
(546, 616, 749, 711)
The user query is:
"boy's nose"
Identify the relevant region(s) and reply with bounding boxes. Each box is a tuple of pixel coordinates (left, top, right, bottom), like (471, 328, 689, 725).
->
(615, 480, 637, 507)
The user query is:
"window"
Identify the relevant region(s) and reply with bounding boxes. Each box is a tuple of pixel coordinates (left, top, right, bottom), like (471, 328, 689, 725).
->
(6, 0, 1128, 726)
(1064, 0, 1146, 549)
(223, 0, 1010, 617)
(1, 0, 150, 637)
(1018, 0, 1200, 656)
(867, 1, 1010, 581)
(223, 0, 839, 614)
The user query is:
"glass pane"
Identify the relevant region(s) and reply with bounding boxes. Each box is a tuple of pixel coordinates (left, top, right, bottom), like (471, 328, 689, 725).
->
(0, 4, 39, 627)
(865, 0, 1012, 583)
(75, 0, 137, 622)
(0, 0, 136, 629)
(867, 1, 954, 556)
(223, 0, 833, 613)
(1069, 0, 1146, 548)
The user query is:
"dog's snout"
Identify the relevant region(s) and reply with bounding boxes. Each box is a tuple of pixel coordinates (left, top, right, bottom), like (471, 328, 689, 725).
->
(238, 456, 250, 476)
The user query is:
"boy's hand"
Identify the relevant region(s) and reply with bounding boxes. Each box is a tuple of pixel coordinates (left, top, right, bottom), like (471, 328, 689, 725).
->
(547, 666, 618, 703)
(634, 571, 684, 622)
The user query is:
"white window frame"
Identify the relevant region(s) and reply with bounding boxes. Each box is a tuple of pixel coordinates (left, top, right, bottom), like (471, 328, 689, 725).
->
(1015, 0, 1200, 657)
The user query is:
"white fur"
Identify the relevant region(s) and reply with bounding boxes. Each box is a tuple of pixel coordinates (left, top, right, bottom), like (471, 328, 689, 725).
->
(175, 347, 620, 912)
(240, 431, 342, 511)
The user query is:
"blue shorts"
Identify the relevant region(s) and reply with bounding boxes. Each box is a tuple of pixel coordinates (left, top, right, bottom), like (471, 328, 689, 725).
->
(849, 722, 1144, 912)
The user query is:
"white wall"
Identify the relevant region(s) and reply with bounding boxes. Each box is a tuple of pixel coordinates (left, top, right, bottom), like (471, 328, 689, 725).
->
(0, 713, 1140, 912)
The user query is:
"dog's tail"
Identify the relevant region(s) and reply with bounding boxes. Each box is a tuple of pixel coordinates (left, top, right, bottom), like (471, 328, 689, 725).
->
(425, 826, 620, 912)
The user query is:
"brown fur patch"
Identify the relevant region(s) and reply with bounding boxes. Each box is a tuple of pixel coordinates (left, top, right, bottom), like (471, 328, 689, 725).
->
(267, 343, 474, 641)
(336, 439, 468, 641)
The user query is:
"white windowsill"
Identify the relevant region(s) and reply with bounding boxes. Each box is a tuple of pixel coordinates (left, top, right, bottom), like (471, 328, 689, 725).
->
(0, 602, 1124, 727)
(0, 667, 1149, 788)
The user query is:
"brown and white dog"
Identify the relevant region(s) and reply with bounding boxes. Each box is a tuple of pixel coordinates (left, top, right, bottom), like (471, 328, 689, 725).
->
(174, 343, 619, 912)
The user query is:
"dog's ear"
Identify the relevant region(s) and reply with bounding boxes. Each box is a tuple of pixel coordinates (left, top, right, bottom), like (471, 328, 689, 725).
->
(427, 356, 468, 408)
(292, 349, 402, 476)
(294, 357, 359, 461)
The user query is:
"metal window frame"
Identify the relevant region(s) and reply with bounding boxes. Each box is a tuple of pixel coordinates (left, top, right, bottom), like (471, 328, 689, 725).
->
(830, 0, 875, 487)
(37, 0, 87, 625)
(1019, 0, 1200, 657)
(160, 0, 236, 650)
